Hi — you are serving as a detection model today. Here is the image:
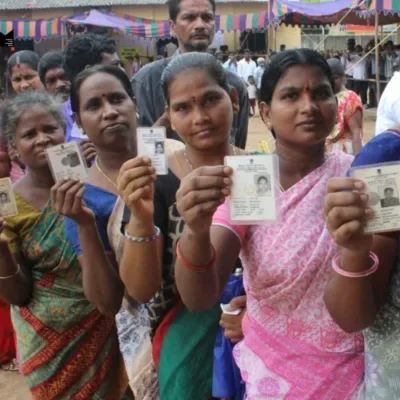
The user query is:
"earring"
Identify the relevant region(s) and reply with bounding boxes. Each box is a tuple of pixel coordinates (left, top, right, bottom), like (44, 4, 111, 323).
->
(265, 120, 272, 131)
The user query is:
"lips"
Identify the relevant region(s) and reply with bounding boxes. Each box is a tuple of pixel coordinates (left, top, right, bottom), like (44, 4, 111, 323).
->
(297, 120, 320, 128)
(102, 123, 126, 133)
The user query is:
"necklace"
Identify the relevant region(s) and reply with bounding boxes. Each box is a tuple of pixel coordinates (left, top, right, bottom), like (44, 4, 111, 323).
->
(184, 145, 237, 171)
(95, 157, 118, 189)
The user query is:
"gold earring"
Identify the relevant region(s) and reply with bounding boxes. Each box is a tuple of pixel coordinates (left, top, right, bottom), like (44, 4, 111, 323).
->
(265, 120, 272, 131)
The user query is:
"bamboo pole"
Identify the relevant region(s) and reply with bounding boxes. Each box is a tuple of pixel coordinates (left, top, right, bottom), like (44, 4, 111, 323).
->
(375, 12, 381, 102)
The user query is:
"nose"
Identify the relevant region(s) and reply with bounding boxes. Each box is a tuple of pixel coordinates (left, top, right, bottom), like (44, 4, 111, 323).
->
(192, 105, 209, 125)
(194, 17, 207, 30)
(20, 79, 30, 90)
(55, 79, 66, 89)
(300, 93, 318, 114)
(103, 101, 119, 119)
(36, 131, 51, 144)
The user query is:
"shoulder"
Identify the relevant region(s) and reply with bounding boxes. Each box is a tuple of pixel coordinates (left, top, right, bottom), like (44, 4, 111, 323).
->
(83, 183, 117, 218)
(352, 131, 400, 168)
(131, 58, 171, 85)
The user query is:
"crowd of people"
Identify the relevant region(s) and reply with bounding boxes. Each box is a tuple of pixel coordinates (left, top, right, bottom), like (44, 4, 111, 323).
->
(0, 0, 400, 399)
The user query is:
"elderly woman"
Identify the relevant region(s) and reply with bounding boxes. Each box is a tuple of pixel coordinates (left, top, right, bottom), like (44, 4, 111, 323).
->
(325, 58, 363, 155)
(0, 91, 131, 399)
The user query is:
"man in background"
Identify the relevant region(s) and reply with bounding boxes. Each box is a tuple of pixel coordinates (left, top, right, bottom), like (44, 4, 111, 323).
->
(132, 0, 249, 149)
(237, 49, 256, 85)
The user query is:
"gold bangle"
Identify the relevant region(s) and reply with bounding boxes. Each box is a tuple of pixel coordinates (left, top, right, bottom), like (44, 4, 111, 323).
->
(0, 264, 20, 280)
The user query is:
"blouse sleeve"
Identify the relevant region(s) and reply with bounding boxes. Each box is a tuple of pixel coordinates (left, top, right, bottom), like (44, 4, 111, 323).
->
(212, 200, 247, 244)
(3, 219, 21, 255)
(344, 91, 363, 123)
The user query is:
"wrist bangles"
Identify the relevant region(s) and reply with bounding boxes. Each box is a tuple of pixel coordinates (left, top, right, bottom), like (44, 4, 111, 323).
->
(0, 264, 21, 280)
(332, 252, 379, 278)
(124, 226, 161, 242)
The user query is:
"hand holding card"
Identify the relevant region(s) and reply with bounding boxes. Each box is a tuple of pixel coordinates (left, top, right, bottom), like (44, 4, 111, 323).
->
(117, 156, 156, 221)
(176, 166, 232, 236)
(324, 177, 373, 252)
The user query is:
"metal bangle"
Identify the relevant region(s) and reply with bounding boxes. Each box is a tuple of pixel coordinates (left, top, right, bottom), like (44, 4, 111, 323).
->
(124, 226, 161, 242)
(0, 264, 21, 280)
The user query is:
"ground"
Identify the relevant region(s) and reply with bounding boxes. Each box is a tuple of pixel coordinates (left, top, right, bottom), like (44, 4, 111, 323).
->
(0, 109, 377, 399)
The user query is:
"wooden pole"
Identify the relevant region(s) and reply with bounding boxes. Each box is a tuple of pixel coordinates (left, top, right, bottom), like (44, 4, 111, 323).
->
(375, 12, 381, 102)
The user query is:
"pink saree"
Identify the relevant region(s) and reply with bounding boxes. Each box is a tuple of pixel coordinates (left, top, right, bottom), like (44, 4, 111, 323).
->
(212, 151, 364, 399)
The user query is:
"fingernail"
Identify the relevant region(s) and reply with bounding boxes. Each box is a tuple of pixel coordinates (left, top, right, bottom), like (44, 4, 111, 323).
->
(365, 208, 373, 215)
(223, 178, 231, 185)
(221, 188, 230, 195)
(360, 194, 368, 202)
(354, 181, 364, 189)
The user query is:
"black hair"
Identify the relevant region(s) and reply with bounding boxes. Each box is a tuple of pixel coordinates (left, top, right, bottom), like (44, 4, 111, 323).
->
(244, 49, 251, 53)
(260, 49, 335, 105)
(38, 51, 66, 85)
(168, 0, 216, 21)
(70, 64, 134, 115)
(257, 176, 268, 184)
(7, 50, 40, 76)
(384, 187, 394, 194)
(64, 33, 117, 83)
(161, 52, 230, 104)
(327, 58, 345, 77)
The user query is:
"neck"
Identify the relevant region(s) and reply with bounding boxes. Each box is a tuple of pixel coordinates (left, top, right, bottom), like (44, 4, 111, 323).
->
(95, 147, 135, 173)
(276, 139, 326, 190)
(25, 167, 54, 189)
(185, 139, 231, 170)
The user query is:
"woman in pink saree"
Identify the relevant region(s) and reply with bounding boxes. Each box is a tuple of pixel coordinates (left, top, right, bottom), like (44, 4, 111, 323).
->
(173, 49, 364, 398)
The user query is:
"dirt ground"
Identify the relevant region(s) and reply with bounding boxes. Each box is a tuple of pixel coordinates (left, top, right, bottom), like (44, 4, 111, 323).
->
(0, 109, 377, 400)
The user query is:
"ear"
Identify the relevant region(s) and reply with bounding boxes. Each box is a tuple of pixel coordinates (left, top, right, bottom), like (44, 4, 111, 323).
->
(229, 87, 240, 115)
(169, 19, 177, 37)
(260, 102, 271, 126)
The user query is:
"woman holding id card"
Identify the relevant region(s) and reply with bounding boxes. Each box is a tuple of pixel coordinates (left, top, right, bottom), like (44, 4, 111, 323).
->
(174, 49, 366, 399)
(324, 130, 400, 399)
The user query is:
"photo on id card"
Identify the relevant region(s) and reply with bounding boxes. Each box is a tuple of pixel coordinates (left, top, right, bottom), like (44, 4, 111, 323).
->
(225, 154, 280, 225)
(350, 161, 400, 234)
(137, 127, 168, 175)
(45, 141, 88, 183)
(0, 178, 18, 217)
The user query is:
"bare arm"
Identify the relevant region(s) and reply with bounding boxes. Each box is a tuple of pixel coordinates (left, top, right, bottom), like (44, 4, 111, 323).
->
(176, 226, 240, 311)
(174, 165, 236, 311)
(0, 152, 11, 178)
(118, 156, 162, 303)
(77, 221, 124, 316)
(323, 178, 397, 333)
(0, 221, 32, 306)
(51, 180, 124, 316)
(347, 109, 363, 155)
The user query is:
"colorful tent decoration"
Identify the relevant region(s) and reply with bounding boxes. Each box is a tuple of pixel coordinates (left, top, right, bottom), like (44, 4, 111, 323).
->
(355, 0, 400, 15)
(0, 18, 64, 40)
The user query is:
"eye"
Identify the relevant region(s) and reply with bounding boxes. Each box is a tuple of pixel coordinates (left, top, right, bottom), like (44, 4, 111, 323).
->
(110, 93, 125, 104)
(283, 92, 299, 100)
(204, 95, 219, 106)
(316, 90, 331, 99)
(43, 125, 58, 134)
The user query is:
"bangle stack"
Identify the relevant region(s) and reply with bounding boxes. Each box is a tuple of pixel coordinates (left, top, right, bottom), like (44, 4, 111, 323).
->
(176, 241, 216, 272)
(332, 251, 379, 278)
(125, 226, 161, 242)
(0, 264, 21, 280)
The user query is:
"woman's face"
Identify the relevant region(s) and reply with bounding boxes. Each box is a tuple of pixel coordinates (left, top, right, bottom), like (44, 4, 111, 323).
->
(11, 63, 43, 94)
(76, 72, 136, 153)
(332, 73, 345, 94)
(14, 105, 65, 169)
(166, 69, 239, 151)
(261, 64, 337, 148)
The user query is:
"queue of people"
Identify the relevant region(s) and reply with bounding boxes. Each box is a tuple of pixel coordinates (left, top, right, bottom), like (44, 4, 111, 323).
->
(0, 0, 400, 399)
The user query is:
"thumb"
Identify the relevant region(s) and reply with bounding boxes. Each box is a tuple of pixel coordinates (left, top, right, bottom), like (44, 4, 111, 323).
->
(228, 295, 247, 311)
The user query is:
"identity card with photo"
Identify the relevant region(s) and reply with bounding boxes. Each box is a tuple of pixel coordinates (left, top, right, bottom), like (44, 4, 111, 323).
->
(45, 141, 88, 183)
(0, 178, 18, 217)
(225, 154, 280, 225)
(350, 161, 400, 234)
(137, 127, 168, 175)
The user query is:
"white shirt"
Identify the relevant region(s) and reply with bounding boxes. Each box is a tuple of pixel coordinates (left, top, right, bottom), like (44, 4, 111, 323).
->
(247, 84, 257, 100)
(351, 55, 367, 80)
(238, 58, 257, 83)
(254, 66, 265, 89)
(376, 72, 400, 135)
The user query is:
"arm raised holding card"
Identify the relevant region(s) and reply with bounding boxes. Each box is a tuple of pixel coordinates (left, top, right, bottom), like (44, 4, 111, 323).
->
(117, 157, 162, 303)
(174, 166, 241, 312)
(51, 180, 124, 316)
(323, 177, 398, 333)
(0, 219, 33, 306)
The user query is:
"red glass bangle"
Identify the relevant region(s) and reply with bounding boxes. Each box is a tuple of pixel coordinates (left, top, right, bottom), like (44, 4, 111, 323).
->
(176, 241, 216, 272)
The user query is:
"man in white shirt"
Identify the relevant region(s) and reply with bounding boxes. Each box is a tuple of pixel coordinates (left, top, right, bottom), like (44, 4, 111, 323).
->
(352, 45, 368, 106)
(375, 72, 400, 135)
(238, 49, 256, 84)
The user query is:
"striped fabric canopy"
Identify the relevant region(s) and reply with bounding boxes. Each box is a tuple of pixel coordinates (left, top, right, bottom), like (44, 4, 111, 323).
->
(0, 18, 64, 40)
